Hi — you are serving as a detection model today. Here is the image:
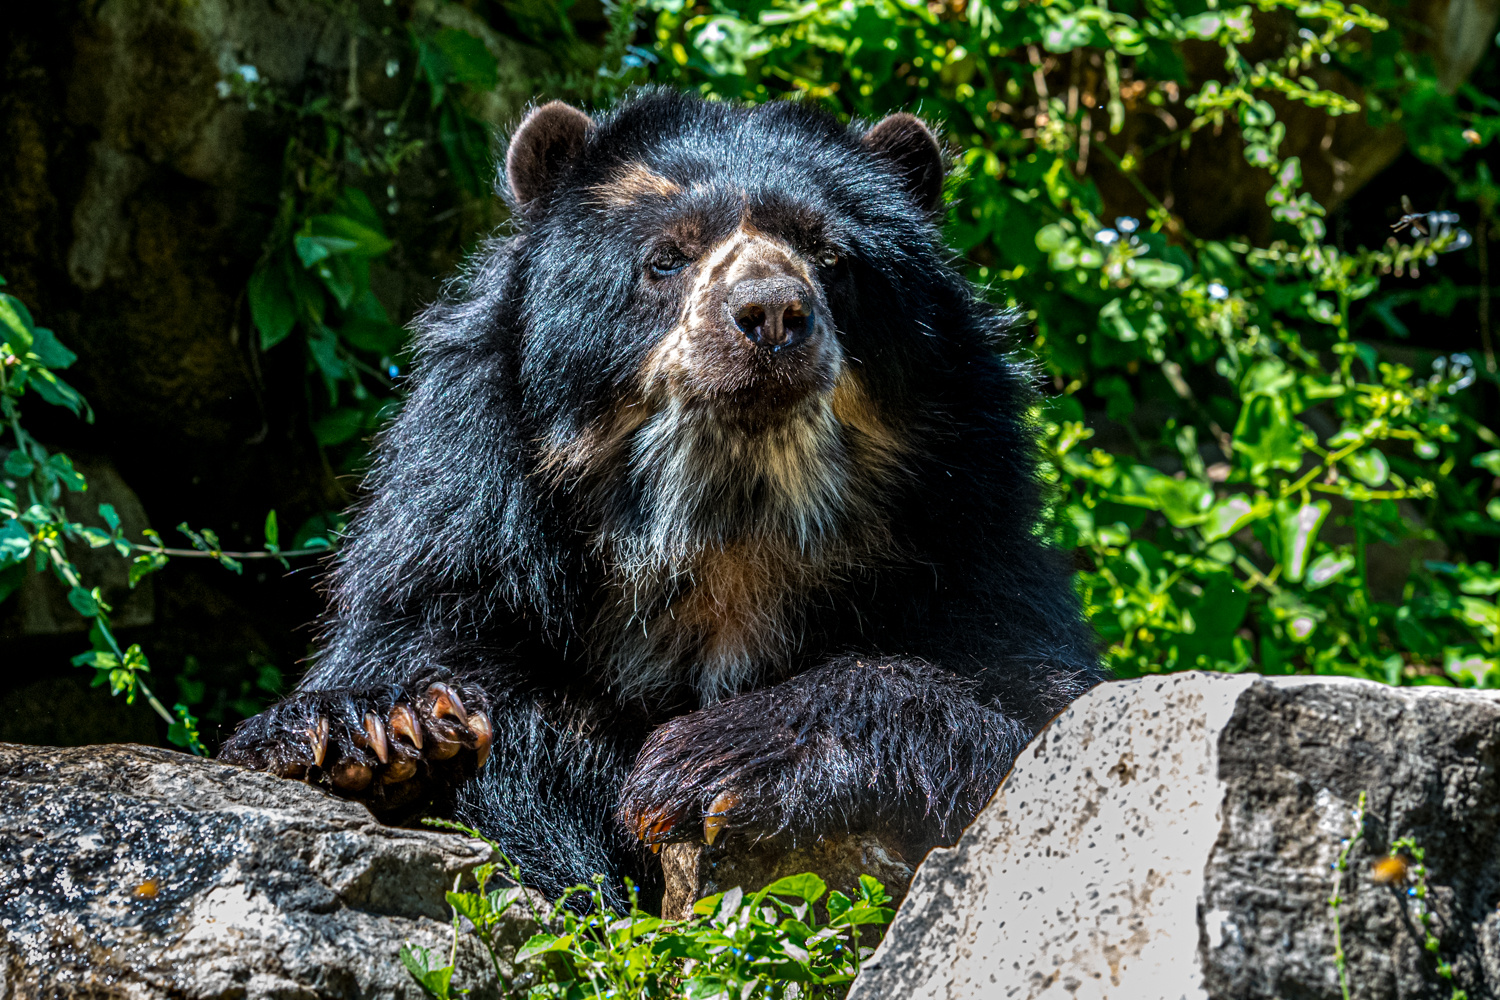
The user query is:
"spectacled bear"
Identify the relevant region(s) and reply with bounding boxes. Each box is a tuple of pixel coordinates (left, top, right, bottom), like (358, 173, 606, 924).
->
(221, 90, 1105, 909)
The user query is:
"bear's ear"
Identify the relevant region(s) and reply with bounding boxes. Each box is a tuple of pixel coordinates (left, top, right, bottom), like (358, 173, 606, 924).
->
(505, 101, 595, 213)
(861, 113, 945, 213)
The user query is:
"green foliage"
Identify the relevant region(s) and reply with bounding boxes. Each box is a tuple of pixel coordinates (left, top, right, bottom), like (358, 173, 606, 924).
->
(1, 276, 325, 751)
(404, 821, 892, 999)
(223, 0, 647, 468)
(643, 0, 1500, 687)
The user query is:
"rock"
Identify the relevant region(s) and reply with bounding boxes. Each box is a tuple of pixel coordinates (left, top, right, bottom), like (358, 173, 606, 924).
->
(0, 743, 537, 999)
(660, 832, 916, 922)
(850, 672, 1500, 1000)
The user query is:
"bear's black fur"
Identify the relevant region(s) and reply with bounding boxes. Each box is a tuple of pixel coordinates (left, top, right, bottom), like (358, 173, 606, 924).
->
(221, 90, 1105, 908)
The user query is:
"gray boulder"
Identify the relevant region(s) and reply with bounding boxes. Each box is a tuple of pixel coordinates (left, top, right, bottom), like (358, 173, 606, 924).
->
(851, 672, 1500, 1000)
(0, 743, 534, 999)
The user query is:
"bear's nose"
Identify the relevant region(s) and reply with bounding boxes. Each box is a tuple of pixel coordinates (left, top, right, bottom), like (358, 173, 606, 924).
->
(727, 277, 816, 351)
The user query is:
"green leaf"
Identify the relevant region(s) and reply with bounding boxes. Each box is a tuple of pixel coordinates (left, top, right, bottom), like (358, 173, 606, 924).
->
(3, 451, 34, 478)
(416, 35, 450, 107)
(309, 214, 393, 258)
(312, 407, 365, 446)
(28, 369, 89, 418)
(46, 453, 87, 493)
(0, 293, 36, 351)
(516, 932, 573, 962)
(1276, 500, 1330, 583)
(1201, 496, 1260, 542)
(1181, 11, 1221, 38)
(446, 890, 488, 925)
(291, 511, 345, 550)
(1098, 298, 1138, 342)
(1233, 395, 1304, 476)
(1132, 258, 1184, 289)
(130, 551, 168, 588)
(757, 873, 826, 904)
(431, 28, 498, 90)
(314, 254, 357, 310)
(0, 518, 31, 567)
(340, 317, 408, 354)
(263, 509, 279, 549)
(1143, 476, 1214, 527)
(1472, 451, 1500, 476)
(1042, 14, 1095, 51)
(99, 503, 121, 532)
(307, 324, 350, 385)
(249, 258, 297, 351)
(1190, 576, 1250, 637)
(1344, 449, 1390, 487)
(29, 326, 77, 369)
(399, 943, 454, 1000)
(67, 585, 101, 618)
(1306, 551, 1357, 590)
(294, 234, 360, 268)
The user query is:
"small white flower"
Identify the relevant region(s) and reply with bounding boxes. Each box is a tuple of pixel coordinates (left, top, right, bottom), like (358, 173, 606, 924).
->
(236, 64, 259, 83)
(1096, 229, 1119, 245)
(215, 80, 232, 99)
(1115, 216, 1139, 234)
(386, 59, 400, 78)
(1207, 281, 1228, 300)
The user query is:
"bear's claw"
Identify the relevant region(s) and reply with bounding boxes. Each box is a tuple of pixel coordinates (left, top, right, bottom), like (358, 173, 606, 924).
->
(221, 679, 492, 819)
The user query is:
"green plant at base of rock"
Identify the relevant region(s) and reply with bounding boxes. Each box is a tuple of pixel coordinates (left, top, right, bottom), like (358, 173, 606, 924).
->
(1386, 834, 1469, 1000)
(1327, 789, 1367, 1000)
(0, 276, 331, 754)
(1329, 794, 1469, 999)
(404, 820, 893, 999)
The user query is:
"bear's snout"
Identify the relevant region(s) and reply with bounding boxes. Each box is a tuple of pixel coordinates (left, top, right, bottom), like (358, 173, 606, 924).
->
(727, 276, 816, 351)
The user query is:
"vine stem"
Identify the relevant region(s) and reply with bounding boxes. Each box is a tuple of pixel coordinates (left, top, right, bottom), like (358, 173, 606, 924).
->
(131, 542, 330, 560)
(1330, 790, 1368, 1000)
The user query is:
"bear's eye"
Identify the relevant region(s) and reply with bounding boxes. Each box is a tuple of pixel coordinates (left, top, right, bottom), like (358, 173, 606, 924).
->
(647, 248, 689, 278)
(816, 249, 841, 270)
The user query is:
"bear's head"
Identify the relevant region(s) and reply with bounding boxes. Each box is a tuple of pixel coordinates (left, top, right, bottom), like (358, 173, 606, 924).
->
(487, 91, 998, 698)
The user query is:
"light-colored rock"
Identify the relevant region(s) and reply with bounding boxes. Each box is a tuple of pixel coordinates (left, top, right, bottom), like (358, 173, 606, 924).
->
(0, 743, 536, 999)
(851, 672, 1500, 1000)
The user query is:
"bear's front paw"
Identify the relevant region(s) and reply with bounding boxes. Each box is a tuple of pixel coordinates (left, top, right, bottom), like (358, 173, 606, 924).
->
(618, 705, 801, 852)
(220, 679, 492, 817)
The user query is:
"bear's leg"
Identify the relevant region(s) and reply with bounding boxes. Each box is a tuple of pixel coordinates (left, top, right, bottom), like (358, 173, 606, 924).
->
(619, 656, 1042, 860)
(445, 700, 655, 908)
(220, 674, 493, 820)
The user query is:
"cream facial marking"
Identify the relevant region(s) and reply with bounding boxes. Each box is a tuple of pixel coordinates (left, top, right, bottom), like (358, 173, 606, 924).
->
(590, 163, 684, 208)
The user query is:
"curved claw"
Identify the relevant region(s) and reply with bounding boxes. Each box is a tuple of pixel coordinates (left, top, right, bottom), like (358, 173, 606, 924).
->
(309, 717, 330, 769)
(703, 790, 740, 847)
(469, 711, 493, 767)
(362, 712, 390, 764)
(389, 704, 422, 750)
(427, 682, 469, 726)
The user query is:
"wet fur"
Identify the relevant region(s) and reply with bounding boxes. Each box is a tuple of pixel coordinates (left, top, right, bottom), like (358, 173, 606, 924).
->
(222, 90, 1105, 910)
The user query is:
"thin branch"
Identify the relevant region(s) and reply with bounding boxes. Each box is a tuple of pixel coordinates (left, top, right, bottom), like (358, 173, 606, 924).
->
(131, 543, 332, 560)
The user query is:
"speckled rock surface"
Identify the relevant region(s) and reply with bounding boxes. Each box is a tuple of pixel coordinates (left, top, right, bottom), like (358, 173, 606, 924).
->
(0, 743, 533, 999)
(850, 672, 1500, 1000)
